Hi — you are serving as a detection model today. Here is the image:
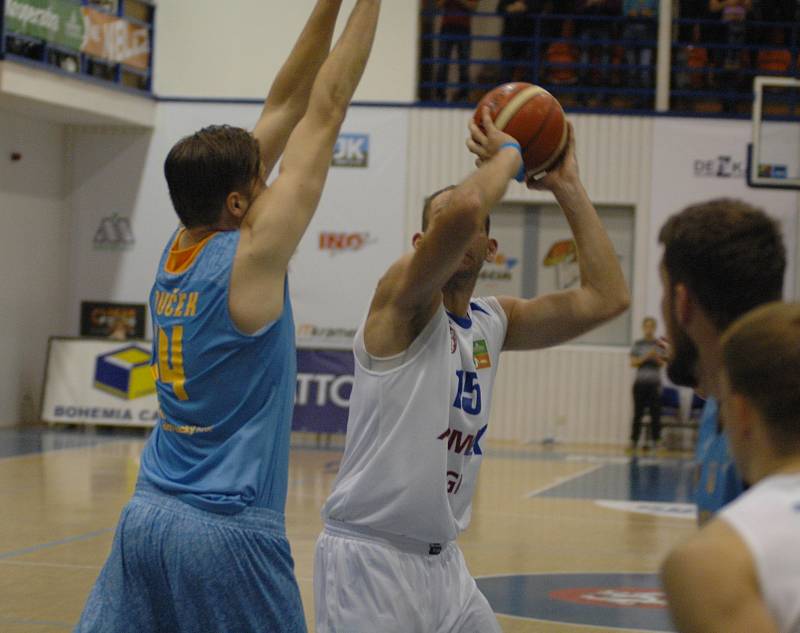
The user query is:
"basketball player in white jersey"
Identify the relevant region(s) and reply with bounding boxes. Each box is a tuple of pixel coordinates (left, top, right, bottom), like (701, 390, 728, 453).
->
(313, 109, 630, 632)
(662, 302, 800, 633)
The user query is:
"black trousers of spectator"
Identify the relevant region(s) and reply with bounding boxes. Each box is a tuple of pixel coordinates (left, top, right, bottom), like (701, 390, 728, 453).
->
(501, 31, 532, 82)
(436, 25, 471, 100)
(631, 382, 662, 445)
(621, 21, 655, 90)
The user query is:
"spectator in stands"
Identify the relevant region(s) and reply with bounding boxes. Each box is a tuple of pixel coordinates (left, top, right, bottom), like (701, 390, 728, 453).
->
(752, 0, 796, 46)
(757, 28, 792, 77)
(435, 0, 479, 102)
(420, 0, 437, 101)
(678, 0, 710, 44)
(497, 0, 537, 81)
(545, 19, 580, 90)
(709, 0, 752, 70)
(575, 0, 622, 100)
(621, 0, 658, 102)
(629, 316, 665, 453)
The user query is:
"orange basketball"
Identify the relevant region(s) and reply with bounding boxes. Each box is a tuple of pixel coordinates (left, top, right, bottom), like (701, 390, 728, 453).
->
(474, 82, 568, 176)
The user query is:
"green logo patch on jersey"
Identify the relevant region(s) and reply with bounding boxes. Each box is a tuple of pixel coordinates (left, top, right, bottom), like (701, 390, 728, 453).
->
(473, 339, 491, 369)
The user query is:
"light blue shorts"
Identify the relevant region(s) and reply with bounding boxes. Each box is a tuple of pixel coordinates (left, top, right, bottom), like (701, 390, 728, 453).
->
(75, 481, 307, 633)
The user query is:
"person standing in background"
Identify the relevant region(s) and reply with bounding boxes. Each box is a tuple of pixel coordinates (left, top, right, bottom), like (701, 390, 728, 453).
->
(436, 0, 479, 102)
(621, 0, 658, 104)
(709, 0, 752, 70)
(575, 0, 622, 101)
(497, 0, 536, 81)
(629, 316, 664, 452)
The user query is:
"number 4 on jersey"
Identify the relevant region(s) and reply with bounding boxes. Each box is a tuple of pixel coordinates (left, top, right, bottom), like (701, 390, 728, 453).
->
(453, 370, 482, 415)
(152, 326, 189, 401)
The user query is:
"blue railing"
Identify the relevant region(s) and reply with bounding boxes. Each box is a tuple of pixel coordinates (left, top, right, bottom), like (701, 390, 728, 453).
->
(670, 17, 799, 115)
(0, 0, 155, 94)
(420, 9, 800, 117)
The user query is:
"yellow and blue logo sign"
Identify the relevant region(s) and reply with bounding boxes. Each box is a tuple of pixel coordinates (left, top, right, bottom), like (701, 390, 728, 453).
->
(94, 345, 156, 400)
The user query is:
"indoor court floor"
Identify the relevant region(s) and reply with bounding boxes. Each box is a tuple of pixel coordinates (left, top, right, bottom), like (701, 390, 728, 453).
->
(0, 427, 697, 633)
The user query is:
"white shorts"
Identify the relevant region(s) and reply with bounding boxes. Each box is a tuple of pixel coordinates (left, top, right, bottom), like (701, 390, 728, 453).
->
(313, 521, 501, 633)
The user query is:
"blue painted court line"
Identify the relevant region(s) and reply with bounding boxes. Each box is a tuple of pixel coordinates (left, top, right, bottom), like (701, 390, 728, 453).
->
(0, 528, 114, 561)
(533, 459, 696, 503)
(0, 615, 73, 629)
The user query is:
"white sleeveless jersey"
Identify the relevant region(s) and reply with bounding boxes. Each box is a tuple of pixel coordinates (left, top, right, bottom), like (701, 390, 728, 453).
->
(322, 297, 508, 544)
(720, 473, 800, 633)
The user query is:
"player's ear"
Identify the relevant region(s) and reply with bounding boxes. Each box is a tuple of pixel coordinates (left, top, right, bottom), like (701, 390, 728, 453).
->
(412, 232, 423, 249)
(226, 191, 247, 220)
(485, 238, 498, 262)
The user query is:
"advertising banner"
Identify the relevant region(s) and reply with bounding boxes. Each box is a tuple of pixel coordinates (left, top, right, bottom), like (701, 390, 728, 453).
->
(42, 337, 160, 426)
(81, 6, 150, 70)
(4, 0, 150, 69)
(292, 349, 354, 434)
(80, 301, 147, 339)
(42, 338, 354, 433)
(4, 0, 84, 49)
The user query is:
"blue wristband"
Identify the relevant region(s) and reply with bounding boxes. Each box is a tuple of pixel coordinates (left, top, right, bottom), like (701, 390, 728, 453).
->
(499, 142, 526, 183)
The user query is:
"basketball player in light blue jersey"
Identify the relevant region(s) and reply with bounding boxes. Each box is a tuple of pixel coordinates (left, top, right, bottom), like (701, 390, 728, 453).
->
(657, 199, 785, 525)
(663, 302, 800, 632)
(75, 2, 381, 632)
(313, 111, 630, 632)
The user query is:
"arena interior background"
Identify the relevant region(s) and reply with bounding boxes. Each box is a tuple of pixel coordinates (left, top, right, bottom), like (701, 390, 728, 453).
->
(1, 0, 798, 445)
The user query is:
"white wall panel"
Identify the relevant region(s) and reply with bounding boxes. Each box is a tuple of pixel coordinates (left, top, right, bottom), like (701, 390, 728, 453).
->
(0, 111, 70, 426)
(490, 347, 633, 444)
(154, 1, 417, 103)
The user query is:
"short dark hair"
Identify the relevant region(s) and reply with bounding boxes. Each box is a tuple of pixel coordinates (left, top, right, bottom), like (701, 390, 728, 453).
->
(422, 185, 490, 233)
(659, 198, 785, 330)
(643, 316, 657, 326)
(164, 125, 261, 229)
(722, 302, 800, 451)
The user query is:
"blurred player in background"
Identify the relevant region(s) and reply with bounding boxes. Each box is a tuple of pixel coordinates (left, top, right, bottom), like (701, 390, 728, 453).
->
(662, 301, 800, 633)
(75, 2, 381, 631)
(657, 199, 785, 525)
(313, 110, 629, 632)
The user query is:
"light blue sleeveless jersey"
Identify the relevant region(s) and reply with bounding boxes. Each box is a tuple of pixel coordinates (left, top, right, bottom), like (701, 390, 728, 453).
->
(694, 397, 745, 522)
(139, 229, 296, 515)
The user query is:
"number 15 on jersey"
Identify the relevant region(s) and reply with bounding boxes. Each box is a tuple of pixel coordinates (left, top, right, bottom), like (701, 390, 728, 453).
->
(453, 370, 481, 415)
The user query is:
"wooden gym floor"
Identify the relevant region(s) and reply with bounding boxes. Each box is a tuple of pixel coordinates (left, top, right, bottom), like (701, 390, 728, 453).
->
(0, 427, 696, 632)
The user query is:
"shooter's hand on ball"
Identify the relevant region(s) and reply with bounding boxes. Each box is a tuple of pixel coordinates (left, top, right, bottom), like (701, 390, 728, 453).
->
(466, 107, 518, 168)
(526, 122, 578, 192)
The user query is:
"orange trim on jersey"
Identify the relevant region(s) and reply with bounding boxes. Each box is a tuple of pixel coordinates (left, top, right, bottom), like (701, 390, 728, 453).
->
(164, 230, 218, 274)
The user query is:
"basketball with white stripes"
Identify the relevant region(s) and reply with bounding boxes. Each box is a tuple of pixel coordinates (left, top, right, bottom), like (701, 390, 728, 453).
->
(474, 82, 568, 176)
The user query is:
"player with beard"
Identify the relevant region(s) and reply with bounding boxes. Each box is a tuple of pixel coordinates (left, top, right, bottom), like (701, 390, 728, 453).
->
(662, 302, 800, 633)
(658, 199, 786, 525)
(313, 111, 629, 632)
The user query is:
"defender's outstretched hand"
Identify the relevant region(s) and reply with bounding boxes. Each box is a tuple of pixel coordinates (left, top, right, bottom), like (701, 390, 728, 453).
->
(467, 107, 518, 168)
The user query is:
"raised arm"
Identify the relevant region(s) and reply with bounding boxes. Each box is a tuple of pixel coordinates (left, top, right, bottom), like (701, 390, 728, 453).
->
(252, 0, 344, 179)
(242, 0, 380, 269)
(493, 128, 630, 350)
(360, 110, 521, 357)
(374, 109, 521, 314)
